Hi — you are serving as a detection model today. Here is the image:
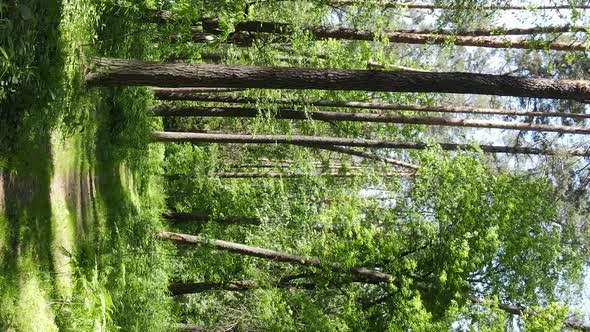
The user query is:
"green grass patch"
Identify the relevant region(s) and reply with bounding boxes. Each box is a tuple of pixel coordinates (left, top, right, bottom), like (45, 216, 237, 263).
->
(0, 0, 173, 330)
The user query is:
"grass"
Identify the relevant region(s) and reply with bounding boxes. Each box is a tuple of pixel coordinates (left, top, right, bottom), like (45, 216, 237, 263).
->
(0, 0, 173, 330)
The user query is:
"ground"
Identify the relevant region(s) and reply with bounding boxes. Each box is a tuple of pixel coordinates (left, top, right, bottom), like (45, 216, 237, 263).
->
(0, 1, 173, 330)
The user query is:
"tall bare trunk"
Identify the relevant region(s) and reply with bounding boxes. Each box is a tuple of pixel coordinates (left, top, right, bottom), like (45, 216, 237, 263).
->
(152, 87, 244, 94)
(152, 131, 590, 157)
(216, 171, 414, 178)
(328, 1, 590, 10)
(86, 59, 590, 101)
(306, 145, 420, 170)
(199, 19, 586, 51)
(152, 93, 590, 121)
(151, 105, 590, 135)
(149, 10, 587, 36)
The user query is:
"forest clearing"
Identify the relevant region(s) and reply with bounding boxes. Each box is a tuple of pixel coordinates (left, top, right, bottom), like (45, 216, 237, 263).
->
(1, 0, 590, 331)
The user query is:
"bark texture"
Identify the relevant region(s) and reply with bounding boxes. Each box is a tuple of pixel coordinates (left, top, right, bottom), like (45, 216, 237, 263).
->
(216, 171, 414, 178)
(152, 131, 590, 157)
(389, 25, 588, 36)
(330, 1, 590, 10)
(149, 10, 588, 35)
(87, 59, 590, 101)
(200, 19, 587, 51)
(151, 105, 590, 135)
(163, 212, 260, 225)
(159, 230, 395, 284)
(305, 145, 420, 170)
(152, 93, 590, 121)
(151, 87, 244, 94)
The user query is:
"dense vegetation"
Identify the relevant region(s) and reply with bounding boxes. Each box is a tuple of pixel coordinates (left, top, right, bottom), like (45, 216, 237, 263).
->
(1, 0, 589, 331)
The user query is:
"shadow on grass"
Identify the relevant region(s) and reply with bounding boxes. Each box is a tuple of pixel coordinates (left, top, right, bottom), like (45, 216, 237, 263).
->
(0, 1, 64, 329)
(84, 86, 174, 331)
(1, 1, 175, 329)
(0, 137, 55, 330)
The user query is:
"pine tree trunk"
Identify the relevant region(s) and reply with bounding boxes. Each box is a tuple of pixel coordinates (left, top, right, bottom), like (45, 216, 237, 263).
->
(151, 87, 244, 94)
(329, 1, 590, 10)
(200, 19, 586, 51)
(148, 10, 587, 35)
(163, 212, 260, 225)
(152, 92, 590, 120)
(151, 105, 590, 135)
(152, 131, 590, 157)
(87, 59, 590, 101)
(306, 145, 419, 170)
(216, 171, 414, 178)
(391, 25, 587, 36)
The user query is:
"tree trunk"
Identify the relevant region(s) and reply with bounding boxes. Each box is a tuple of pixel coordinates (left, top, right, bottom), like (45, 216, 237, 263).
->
(151, 105, 590, 135)
(163, 212, 260, 225)
(196, 51, 326, 65)
(149, 10, 588, 35)
(169, 279, 316, 295)
(229, 162, 384, 170)
(152, 92, 590, 121)
(200, 19, 586, 51)
(151, 87, 244, 94)
(87, 59, 590, 101)
(389, 25, 588, 36)
(159, 230, 396, 284)
(152, 131, 590, 157)
(216, 171, 414, 178)
(328, 1, 590, 10)
(306, 145, 419, 170)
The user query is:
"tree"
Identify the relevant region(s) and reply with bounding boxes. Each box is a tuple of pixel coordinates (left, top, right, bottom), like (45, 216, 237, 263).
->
(152, 92, 590, 120)
(195, 18, 587, 51)
(152, 131, 590, 156)
(151, 105, 590, 135)
(325, 1, 590, 10)
(159, 230, 589, 330)
(215, 171, 414, 178)
(86, 59, 590, 101)
(150, 11, 588, 36)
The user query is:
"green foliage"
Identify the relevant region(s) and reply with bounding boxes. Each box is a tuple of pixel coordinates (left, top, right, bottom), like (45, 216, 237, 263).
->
(404, 149, 582, 312)
(3, 0, 588, 330)
(522, 302, 569, 331)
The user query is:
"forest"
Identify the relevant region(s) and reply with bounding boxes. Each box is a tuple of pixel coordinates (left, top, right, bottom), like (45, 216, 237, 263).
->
(1, 0, 590, 331)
